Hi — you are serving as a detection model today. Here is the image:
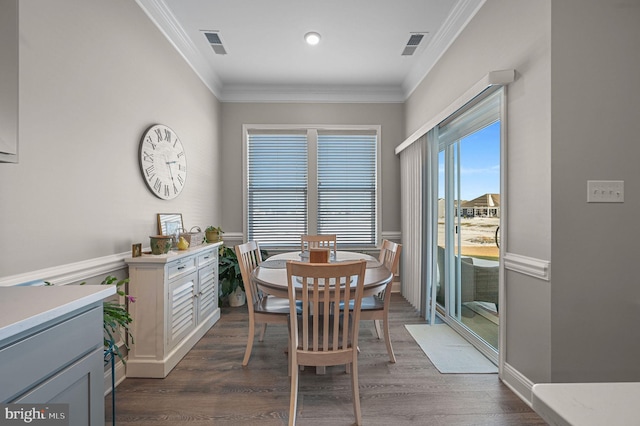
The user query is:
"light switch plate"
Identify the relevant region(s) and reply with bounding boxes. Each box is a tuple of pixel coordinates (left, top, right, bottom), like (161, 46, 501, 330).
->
(587, 180, 624, 203)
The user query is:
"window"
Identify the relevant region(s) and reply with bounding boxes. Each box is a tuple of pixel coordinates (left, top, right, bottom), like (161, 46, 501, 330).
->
(244, 126, 380, 248)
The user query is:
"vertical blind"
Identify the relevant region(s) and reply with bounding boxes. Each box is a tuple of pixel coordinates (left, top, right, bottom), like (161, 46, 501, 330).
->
(247, 128, 378, 248)
(247, 133, 308, 246)
(400, 136, 426, 312)
(317, 133, 377, 246)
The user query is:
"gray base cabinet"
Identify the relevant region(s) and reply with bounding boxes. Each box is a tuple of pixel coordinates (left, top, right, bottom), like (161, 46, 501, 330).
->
(0, 286, 113, 426)
(125, 242, 222, 378)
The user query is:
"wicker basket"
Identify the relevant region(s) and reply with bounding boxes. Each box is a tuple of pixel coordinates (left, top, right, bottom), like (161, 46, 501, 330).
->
(179, 226, 204, 247)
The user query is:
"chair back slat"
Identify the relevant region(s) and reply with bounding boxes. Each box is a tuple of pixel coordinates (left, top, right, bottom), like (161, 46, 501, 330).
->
(235, 241, 263, 307)
(377, 240, 402, 299)
(300, 234, 337, 258)
(287, 260, 366, 355)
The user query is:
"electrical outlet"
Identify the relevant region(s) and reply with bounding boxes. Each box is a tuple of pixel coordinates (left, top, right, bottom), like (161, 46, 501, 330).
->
(587, 180, 624, 203)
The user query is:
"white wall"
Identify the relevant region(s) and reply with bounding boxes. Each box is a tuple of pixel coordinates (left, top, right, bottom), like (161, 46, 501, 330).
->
(0, 0, 222, 279)
(220, 102, 404, 241)
(405, 0, 553, 388)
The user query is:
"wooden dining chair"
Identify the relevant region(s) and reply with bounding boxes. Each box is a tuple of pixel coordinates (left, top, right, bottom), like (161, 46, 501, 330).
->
(286, 259, 367, 426)
(359, 239, 402, 363)
(235, 240, 290, 367)
(300, 234, 337, 259)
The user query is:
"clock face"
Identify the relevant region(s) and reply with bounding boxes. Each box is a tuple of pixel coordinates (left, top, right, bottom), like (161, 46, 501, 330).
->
(138, 124, 187, 200)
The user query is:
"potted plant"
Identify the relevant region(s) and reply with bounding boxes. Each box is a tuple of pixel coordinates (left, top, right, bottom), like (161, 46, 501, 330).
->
(45, 275, 134, 363)
(218, 244, 269, 307)
(218, 245, 245, 306)
(205, 225, 224, 243)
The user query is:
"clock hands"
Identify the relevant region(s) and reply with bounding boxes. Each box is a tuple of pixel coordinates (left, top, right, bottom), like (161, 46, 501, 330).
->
(164, 155, 177, 181)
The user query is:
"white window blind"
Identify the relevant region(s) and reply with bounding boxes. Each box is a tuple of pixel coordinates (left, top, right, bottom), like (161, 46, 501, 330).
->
(317, 133, 377, 246)
(246, 127, 379, 249)
(247, 132, 307, 246)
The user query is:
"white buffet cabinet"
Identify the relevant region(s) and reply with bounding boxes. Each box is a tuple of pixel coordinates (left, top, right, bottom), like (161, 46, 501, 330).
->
(125, 242, 222, 378)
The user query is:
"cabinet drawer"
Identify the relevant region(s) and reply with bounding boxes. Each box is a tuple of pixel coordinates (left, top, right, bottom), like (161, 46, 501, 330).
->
(0, 307, 102, 402)
(197, 248, 216, 268)
(167, 255, 197, 280)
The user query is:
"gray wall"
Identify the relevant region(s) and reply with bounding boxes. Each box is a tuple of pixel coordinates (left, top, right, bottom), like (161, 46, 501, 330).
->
(406, 0, 552, 385)
(550, 0, 640, 382)
(406, 0, 640, 389)
(0, 0, 222, 278)
(220, 102, 404, 240)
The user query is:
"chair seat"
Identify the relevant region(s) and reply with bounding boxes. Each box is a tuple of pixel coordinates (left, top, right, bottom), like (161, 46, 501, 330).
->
(342, 296, 384, 311)
(255, 295, 302, 315)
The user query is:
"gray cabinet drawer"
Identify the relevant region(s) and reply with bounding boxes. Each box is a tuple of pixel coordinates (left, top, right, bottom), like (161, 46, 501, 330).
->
(0, 307, 102, 402)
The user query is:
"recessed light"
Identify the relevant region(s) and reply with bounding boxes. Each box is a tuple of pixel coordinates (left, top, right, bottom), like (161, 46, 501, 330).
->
(304, 32, 321, 46)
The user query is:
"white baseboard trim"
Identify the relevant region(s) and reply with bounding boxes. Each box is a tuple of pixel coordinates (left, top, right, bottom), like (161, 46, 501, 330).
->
(503, 252, 550, 281)
(501, 361, 535, 408)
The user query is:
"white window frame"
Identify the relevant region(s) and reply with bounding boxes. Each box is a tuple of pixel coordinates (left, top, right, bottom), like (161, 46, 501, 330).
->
(242, 124, 382, 249)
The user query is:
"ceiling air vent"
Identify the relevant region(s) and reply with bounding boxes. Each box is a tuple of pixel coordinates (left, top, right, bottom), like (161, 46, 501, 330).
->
(203, 31, 227, 55)
(401, 33, 426, 56)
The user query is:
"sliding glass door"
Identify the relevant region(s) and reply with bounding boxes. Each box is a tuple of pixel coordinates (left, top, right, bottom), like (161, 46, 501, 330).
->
(435, 88, 502, 356)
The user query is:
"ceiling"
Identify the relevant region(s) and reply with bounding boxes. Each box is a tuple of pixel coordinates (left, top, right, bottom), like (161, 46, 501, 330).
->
(135, 0, 484, 102)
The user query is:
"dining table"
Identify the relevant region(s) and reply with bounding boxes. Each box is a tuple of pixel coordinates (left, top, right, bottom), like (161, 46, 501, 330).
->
(251, 250, 393, 375)
(251, 250, 393, 300)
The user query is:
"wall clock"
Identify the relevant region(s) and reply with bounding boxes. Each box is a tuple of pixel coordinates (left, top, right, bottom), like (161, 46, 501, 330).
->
(138, 124, 187, 200)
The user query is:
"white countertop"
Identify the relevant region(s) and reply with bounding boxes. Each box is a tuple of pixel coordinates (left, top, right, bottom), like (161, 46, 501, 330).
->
(0, 285, 116, 342)
(532, 382, 640, 426)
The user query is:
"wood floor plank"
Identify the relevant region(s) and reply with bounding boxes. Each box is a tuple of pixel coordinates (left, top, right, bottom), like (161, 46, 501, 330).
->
(106, 294, 544, 425)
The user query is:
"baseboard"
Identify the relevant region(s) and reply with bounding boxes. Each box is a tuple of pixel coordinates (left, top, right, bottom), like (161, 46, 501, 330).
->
(501, 362, 535, 408)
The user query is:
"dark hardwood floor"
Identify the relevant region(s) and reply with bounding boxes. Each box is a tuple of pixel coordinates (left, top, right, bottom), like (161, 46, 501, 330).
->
(106, 294, 545, 425)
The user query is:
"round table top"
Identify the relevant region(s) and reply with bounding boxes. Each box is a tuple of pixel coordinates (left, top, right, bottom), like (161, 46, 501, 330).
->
(252, 251, 393, 299)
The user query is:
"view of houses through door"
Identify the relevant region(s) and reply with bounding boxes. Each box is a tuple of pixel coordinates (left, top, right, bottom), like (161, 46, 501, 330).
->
(435, 88, 502, 359)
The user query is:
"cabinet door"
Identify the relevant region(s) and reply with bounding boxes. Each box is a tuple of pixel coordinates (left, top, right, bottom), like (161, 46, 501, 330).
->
(13, 348, 104, 426)
(198, 265, 216, 321)
(168, 271, 198, 350)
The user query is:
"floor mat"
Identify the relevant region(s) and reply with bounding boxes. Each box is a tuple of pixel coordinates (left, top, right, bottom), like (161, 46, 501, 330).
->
(405, 323, 498, 373)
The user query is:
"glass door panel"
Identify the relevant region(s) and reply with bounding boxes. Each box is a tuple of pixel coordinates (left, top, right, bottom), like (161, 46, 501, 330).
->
(436, 121, 501, 351)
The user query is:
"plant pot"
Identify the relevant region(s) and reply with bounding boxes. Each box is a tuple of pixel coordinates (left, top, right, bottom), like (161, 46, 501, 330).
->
(149, 235, 173, 255)
(228, 287, 246, 307)
(206, 230, 220, 242)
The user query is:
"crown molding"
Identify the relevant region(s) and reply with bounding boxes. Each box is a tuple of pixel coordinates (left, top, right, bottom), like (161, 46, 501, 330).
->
(136, 0, 483, 103)
(219, 84, 405, 103)
(135, 0, 223, 97)
(402, 0, 486, 98)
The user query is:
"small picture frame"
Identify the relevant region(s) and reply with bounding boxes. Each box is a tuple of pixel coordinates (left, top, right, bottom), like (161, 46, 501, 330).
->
(157, 213, 184, 236)
(132, 243, 142, 258)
